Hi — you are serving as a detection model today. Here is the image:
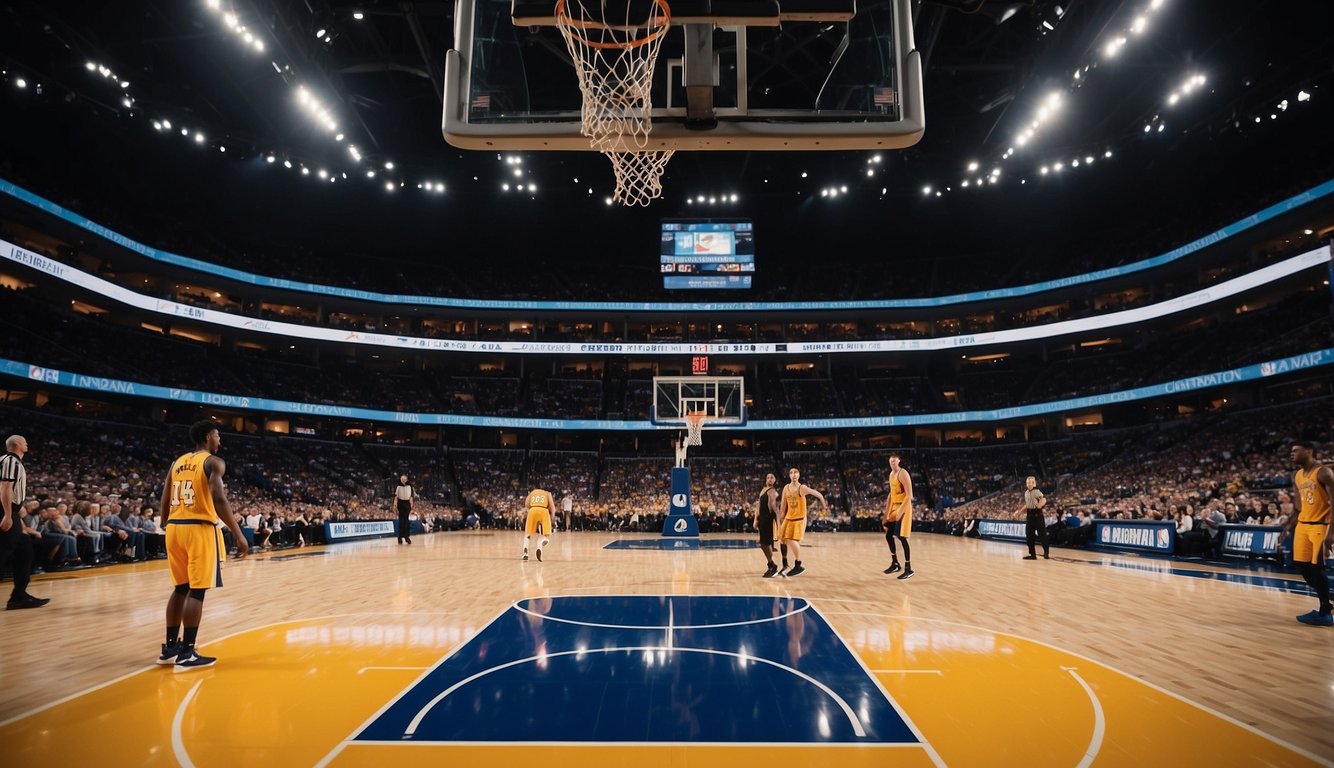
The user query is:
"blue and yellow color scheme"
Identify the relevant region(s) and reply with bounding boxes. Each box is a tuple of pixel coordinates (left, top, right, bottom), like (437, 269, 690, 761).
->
(0, 592, 1327, 767)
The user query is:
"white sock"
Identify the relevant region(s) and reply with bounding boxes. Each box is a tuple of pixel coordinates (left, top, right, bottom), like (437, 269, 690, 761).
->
(523, 536, 531, 555)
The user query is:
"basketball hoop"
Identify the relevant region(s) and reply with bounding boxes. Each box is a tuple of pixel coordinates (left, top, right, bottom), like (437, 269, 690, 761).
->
(555, 0, 674, 206)
(684, 410, 708, 447)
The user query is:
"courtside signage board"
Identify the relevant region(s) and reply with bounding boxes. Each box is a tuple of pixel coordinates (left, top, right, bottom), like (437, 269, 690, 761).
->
(326, 520, 397, 541)
(1220, 524, 1283, 557)
(1094, 520, 1175, 553)
(977, 520, 1028, 542)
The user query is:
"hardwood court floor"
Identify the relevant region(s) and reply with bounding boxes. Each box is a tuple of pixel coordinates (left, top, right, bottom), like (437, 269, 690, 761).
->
(1, 531, 1331, 767)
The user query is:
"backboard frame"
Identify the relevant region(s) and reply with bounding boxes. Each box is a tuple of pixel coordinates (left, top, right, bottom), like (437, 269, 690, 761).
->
(651, 375, 747, 428)
(443, 0, 924, 151)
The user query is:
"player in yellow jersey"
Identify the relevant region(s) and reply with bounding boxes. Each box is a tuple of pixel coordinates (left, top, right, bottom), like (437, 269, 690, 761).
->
(1283, 441, 1333, 626)
(157, 420, 248, 670)
(882, 453, 915, 580)
(779, 467, 826, 577)
(523, 487, 553, 562)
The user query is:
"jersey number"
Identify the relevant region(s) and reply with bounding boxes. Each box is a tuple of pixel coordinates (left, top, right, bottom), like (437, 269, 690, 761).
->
(171, 480, 196, 508)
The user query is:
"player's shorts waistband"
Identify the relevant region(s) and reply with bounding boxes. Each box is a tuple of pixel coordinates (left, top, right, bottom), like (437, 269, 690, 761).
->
(1296, 520, 1330, 526)
(167, 519, 217, 526)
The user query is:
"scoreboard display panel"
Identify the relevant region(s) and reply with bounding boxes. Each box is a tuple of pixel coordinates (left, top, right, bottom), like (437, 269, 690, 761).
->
(660, 219, 755, 290)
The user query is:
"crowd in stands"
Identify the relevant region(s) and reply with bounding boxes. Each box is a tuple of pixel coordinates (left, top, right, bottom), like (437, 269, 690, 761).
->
(3, 392, 1331, 580)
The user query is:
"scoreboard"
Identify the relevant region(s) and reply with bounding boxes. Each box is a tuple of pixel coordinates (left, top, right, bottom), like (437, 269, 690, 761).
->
(660, 219, 755, 290)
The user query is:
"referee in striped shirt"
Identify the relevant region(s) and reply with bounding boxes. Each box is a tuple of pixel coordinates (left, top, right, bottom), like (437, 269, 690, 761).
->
(2, 434, 49, 609)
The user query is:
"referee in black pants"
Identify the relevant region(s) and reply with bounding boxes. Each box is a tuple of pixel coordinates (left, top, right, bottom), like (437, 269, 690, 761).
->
(1, 435, 49, 609)
(394, 474, 414, 545)
(1019, 475, 1050, 561)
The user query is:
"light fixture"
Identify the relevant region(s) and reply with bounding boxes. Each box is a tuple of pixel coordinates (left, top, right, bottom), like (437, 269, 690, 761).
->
(15, 78, 26, 89)
(384, 181, 395, 192)
(353, 11, 365, 20)
(316, 28, 327, 39)
(922, 186, 932, 195)
(265, 155, 275, 163)
(1298, 90, 1311, 102)
(194, 132, 205, 143)
(283, 160, 292, 169)
(967, 161, 979, 172)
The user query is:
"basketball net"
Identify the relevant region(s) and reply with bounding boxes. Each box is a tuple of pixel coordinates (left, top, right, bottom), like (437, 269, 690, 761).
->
(555, 0, 675, 206)
(684, 410, 707, 447)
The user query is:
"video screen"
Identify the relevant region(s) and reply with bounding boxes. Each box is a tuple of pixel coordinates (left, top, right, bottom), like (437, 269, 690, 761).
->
(660, 219, 754, 290)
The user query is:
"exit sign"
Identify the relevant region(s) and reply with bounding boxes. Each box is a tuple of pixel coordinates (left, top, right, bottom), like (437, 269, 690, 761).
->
(691, 355, 709, 375)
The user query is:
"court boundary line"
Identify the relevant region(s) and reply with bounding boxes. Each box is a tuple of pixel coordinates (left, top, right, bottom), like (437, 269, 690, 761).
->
(511, 594, 811, 630)
(821, 608, 1334, 768)
(1063, 667, 1105, 768)
(811, 602, 946, 768)
(0, 611, 457, 728)
(402, 644, 871, 739)
(171, 680, 204, 768)
(313, 604, 514, 768)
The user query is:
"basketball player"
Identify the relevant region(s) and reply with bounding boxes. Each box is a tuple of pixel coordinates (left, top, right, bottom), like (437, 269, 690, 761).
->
(523, 487, 553, 562)
(1018, 476, 1050, 560)
(779, 467, 826, 577)
(882, 453, 915, 580)
(158, 420, 248, 671)
(756, 473, 781, 578)
(1283, 441, 1333, 626)
(394, 474, 414, 545)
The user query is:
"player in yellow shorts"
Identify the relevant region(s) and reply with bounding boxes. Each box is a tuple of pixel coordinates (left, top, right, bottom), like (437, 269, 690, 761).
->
(158, 420, 248, 671)
(1283, 441, 1333, 626)
(778, 467, 826, 577)
(523, 487, 553, 562)
(882, 453, 915, 580)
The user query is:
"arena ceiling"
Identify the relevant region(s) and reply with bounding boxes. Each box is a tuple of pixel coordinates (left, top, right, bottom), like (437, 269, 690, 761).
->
(1, 1, 1331, 275)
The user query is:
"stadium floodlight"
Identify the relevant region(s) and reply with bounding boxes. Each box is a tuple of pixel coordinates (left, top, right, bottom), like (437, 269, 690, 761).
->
(15, 78, 26, 89)
(85, 61, 96, 71)
(316, 29, 327, 39)
(1104, 150, 1113, 158)
(1040, 166, 1049, 175)
(283, 160, 292, 169)
(385, 161, 394, 170)
(194, 132, 205, 143)
(922, 186, 932, 195)
(1131, 16, 1147, 34)
(163, 120, 172, 129)
(730, 194, 738, 202)
(1085, 155, 1094, 164)
(384, 181, 395, 192)
(967, 161, 979, 172)
(353, 12, 364, 20)
(1298, 90, 1311, 102)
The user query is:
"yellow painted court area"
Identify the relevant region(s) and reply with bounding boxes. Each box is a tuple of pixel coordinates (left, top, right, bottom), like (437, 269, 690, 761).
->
(1, 533, 1330, 767)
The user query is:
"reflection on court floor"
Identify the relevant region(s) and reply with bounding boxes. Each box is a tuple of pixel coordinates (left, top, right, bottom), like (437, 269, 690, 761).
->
(602, 539, 757, 550)
(356, 596, 920, 744)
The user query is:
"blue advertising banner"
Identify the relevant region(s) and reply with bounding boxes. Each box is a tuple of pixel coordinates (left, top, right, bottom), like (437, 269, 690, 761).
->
(977, 520, 1028, 542)
(4, 175, 1332, 312)
(1094, 520, 1175, 553)
(3, 348, 1333, 431)
(1220, 524, 1284, 557)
